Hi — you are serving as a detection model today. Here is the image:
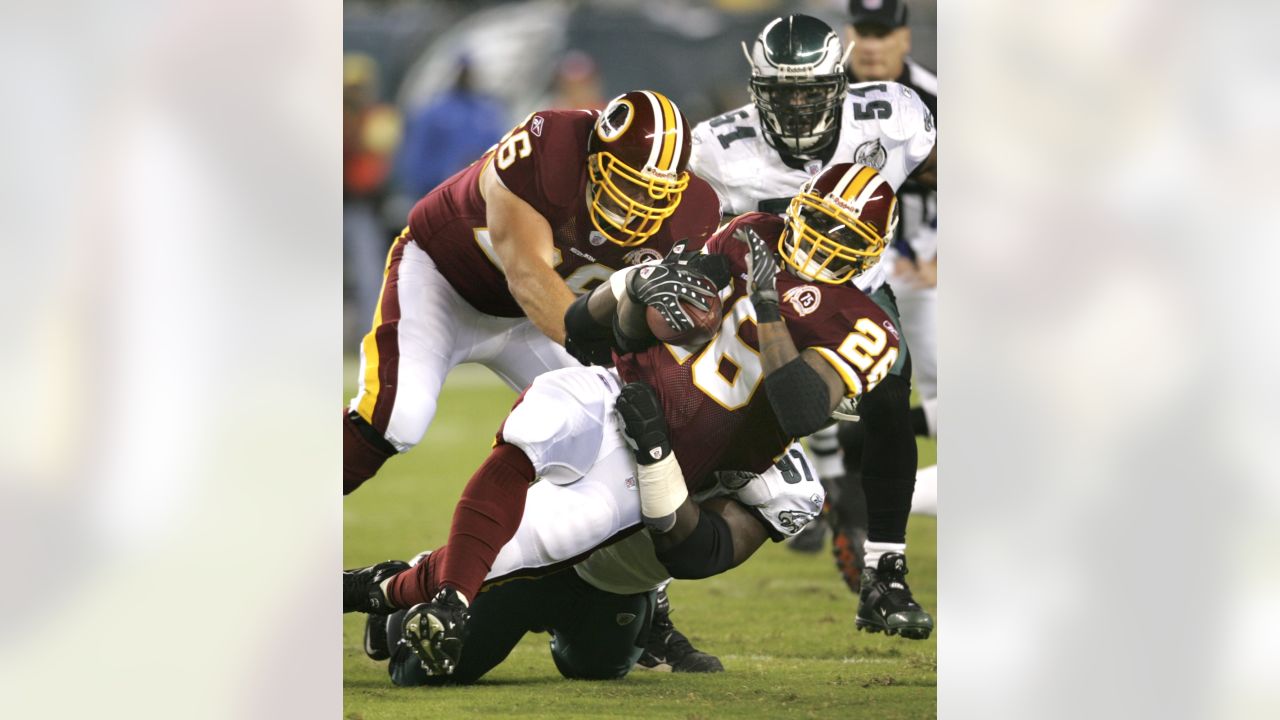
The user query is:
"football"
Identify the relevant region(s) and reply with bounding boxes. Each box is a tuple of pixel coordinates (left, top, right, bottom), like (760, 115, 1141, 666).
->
(645, 292, 723, 347)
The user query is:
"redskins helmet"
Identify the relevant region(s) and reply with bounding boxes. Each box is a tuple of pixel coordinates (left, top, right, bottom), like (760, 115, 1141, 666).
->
(587, 90, 692, 246)
(779, 162, 898, 284)
(743, 15, 850, 158)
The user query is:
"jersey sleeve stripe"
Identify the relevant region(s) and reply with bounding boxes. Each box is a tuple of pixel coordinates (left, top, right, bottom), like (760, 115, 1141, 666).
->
(811, 347, 863, 397)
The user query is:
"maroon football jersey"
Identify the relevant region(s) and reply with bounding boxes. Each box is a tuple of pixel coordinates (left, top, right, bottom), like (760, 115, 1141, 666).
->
(406, 110, 721, 317)
(614, 213, 901, 489)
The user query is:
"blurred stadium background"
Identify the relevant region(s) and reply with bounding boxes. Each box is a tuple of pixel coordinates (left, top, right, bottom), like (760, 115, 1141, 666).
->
(343, 1, 938, 716)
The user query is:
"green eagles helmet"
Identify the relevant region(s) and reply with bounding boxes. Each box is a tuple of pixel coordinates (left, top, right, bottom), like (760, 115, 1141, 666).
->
(742, 14, 851, 157)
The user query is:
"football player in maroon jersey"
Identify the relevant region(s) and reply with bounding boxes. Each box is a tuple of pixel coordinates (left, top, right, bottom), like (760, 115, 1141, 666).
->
(345, 163, 923, 677)
(343, 89, 720, 496)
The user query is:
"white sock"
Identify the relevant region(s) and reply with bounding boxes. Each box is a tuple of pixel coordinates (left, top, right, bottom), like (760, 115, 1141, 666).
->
(864, 541, 906, 569)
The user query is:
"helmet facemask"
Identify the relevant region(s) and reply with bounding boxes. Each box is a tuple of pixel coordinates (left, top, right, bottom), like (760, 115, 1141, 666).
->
(587, 153, 687, 247)
(748, 73, 846, 156)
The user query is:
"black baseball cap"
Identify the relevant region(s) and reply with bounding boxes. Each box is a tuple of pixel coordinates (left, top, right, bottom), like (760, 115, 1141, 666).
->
(847, 0, 909, 29)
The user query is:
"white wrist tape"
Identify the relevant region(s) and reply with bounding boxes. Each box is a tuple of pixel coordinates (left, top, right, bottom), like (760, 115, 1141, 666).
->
(608, 265, 639, 302)
(608, 259, 663, 303)
(637, 453, 688, 532)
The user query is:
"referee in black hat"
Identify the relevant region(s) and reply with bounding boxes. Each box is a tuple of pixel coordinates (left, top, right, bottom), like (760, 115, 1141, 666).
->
(845, 0, 936, 116)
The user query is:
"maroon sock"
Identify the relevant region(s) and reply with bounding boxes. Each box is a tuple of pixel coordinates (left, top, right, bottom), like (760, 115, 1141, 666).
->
(434, 442, 534, 601)
(343, 410, 396, 495)
(384, 444, 534, 608)
(386, 549, 446, 608)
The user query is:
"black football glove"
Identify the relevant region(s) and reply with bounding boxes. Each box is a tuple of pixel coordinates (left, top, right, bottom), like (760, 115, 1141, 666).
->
(734, 226, 781, 322)
(661, 238, 732, 290)
(625, 263, 718, 335)
(615, 382, 671, 465)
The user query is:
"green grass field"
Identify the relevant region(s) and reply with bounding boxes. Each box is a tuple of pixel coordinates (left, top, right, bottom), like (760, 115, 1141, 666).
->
(344, 364, 936, 719)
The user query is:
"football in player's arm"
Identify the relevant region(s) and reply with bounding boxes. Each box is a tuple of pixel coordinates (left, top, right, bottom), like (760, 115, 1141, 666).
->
(565, 232, 847, 581)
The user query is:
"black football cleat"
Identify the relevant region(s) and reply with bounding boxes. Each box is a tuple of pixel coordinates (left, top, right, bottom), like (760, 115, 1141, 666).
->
(635, 589, 724, 673)
(401, 586, 470, 676)
(855, 553, 934, 640)
(364, 612, 392, 661)
(344, 560, 409, 615)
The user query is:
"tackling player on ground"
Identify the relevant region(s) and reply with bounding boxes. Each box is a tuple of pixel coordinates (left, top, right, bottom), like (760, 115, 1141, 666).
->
(345, 162, 911, 676)
(688, 13, 935, 639)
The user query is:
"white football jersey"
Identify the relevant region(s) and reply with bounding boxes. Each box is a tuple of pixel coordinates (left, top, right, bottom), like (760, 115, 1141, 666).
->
(689, 81, 936, 291)
(572, 444, 824, 595)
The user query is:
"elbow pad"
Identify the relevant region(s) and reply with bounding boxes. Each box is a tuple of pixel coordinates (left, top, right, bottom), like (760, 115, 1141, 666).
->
(612, 309, 657, 355)
(764, 356, 832, 438)
(563, 293, 614, 366)
(655, 510, 735, 580)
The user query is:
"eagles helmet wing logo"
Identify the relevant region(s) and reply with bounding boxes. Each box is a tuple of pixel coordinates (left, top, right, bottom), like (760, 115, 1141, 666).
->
(777, 509, 817, 534)
(853, 139, 888, 170)
(782, 285, 822, 316)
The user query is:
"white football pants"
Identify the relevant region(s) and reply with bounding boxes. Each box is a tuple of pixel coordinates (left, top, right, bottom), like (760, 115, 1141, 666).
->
(349, 232, 579, 451)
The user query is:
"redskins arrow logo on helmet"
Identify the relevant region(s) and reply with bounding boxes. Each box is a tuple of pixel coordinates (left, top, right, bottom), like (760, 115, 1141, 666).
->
(587, 90, 692, 247)
(779, 162, 898, 284)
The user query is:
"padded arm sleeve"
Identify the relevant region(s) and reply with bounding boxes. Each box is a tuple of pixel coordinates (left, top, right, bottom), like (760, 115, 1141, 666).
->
(654, 509, 736, 580)
(563, 292, 614, 366)
(764, 356, 832, 437)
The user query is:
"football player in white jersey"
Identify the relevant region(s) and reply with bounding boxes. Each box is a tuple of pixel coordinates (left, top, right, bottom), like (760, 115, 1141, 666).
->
(688, 13, 935, 639)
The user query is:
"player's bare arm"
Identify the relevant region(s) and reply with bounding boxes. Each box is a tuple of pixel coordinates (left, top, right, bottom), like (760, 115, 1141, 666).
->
(480, 161, 576, 344)
(615, 381, 771, 579)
